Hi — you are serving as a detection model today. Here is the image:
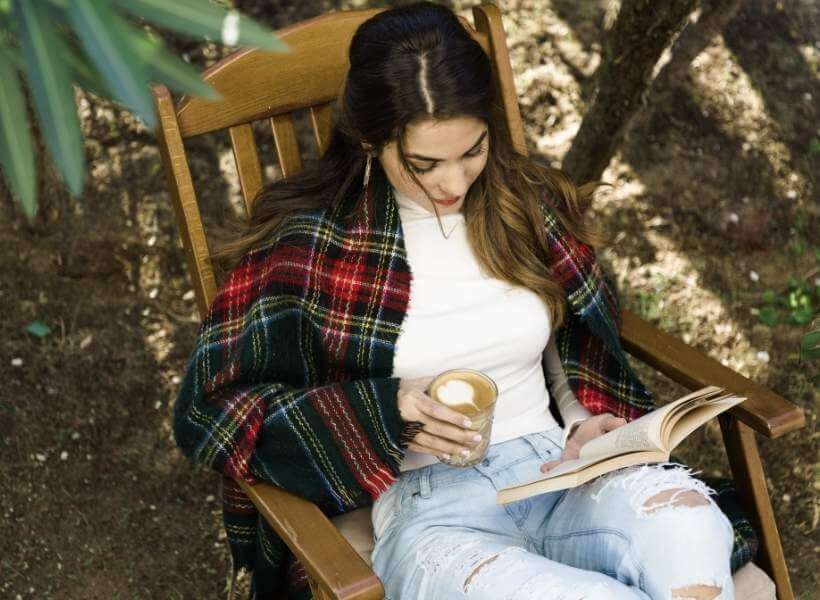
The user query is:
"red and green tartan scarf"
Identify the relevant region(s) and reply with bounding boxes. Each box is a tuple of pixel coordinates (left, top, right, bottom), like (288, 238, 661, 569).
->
(173, 170, 755, 599)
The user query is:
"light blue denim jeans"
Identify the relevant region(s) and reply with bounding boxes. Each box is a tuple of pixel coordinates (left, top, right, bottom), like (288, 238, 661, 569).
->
(371, 425, 735, 600)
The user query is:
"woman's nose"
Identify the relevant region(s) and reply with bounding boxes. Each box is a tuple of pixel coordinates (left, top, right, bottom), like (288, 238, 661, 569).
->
(437, 165, 469, 197)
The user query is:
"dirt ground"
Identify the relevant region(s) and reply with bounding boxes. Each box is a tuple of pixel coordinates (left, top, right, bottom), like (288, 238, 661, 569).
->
(1, 1, 817, 598)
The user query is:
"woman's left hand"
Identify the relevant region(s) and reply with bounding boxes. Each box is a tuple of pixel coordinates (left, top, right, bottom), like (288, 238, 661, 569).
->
(540, 413, 627, 473)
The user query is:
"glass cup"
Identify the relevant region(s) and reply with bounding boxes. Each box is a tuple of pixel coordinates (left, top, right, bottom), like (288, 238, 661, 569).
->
(426, 368, 498, 468)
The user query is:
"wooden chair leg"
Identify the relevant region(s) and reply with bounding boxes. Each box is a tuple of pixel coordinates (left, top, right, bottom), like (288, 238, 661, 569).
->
(718, 413, 794, 600)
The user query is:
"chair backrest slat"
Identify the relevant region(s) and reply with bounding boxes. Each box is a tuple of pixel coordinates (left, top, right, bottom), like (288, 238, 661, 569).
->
(309, 101, 334, 156)
(228, 123, 264, 214)
(153, 85, 219, 314)
(472, 5, 527, 155)
(154, 4, 526, 317)
(270, 113, 303, 179)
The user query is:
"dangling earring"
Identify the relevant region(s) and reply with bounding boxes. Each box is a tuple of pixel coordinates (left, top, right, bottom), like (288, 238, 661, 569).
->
(361, 152, 373, 199)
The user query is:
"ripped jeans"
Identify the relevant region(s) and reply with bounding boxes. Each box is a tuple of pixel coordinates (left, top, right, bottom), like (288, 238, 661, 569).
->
(371, 426, 735, 600)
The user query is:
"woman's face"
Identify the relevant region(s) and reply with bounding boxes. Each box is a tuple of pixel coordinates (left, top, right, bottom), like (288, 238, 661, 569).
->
(377, 116, 489, 215)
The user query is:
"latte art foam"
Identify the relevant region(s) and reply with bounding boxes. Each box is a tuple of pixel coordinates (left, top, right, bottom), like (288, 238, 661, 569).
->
(436, 379, 478, 411)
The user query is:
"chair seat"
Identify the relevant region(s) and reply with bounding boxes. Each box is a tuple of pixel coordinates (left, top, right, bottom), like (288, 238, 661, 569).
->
(332, 507, 776, 599)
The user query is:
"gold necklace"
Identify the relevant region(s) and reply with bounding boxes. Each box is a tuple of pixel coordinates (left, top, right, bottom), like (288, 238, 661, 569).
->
(438, 217, 461, 239)
(430, 201, 462, 239)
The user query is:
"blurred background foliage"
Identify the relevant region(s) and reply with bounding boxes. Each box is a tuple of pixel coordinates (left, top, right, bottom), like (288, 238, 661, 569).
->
(0, 0, 286, 219)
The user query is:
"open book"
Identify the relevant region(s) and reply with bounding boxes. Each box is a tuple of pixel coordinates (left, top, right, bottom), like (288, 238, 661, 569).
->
(496, 386, 745, 505)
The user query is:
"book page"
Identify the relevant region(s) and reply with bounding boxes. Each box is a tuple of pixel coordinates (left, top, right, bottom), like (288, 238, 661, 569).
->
(578, 386, 725, 460)
(666, 396, 744, 449)
(577, 409, 666, 460)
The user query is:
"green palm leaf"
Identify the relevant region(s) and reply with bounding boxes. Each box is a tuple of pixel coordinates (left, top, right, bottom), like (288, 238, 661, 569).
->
(14, 0, 85, 196)
(0, 45, 36, 218)
(66, 0, 155, 127)
(111, 0, 288, 52)
(63, 34, 111, 97)
(126, 31, 220, 101)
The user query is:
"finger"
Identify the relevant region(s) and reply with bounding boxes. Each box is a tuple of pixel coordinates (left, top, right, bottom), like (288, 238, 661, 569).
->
(540, 459, 562, 473)
(407, 442, 451, 461)
(602, 415, 627, 431)
(424, 419, 482, 447)
(560, 445, 581, 461)
(418, 396, 474, 429)
(414, 430, 471, 456)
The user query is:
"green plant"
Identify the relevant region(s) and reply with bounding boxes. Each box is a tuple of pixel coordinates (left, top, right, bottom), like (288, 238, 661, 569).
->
(800, 317, 820, 362)
(756, 277, 816, 327)
(0, 0, 287, 219)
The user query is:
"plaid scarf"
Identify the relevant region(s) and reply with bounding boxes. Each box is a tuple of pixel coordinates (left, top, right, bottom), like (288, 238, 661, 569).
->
(173, 170, 756, 598)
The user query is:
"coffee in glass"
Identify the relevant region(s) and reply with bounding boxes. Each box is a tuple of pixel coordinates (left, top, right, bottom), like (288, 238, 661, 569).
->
(426, 368, 498, 467)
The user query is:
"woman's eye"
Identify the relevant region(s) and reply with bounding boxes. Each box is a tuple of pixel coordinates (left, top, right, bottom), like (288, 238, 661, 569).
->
(409, 146, 486, 174)
(410, 163, 435, 174)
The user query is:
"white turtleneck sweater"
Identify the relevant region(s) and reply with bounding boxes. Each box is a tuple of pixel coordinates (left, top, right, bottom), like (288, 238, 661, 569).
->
(390, 187, 592, 472)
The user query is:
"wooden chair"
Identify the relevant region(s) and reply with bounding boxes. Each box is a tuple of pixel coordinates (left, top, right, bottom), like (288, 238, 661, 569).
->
(152, 4, 805, 599)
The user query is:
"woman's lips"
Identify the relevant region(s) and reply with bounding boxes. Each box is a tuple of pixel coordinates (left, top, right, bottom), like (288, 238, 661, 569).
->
(433, 195, 460, 206)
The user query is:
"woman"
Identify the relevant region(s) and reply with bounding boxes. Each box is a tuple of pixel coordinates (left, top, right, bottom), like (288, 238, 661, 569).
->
(174, 3, 745, 599)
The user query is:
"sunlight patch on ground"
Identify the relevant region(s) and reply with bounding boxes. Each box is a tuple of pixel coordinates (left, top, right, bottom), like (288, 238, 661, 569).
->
(598, 156, 773, 381)
(689, 36, 810, 207)
(494, 0, 597, 163)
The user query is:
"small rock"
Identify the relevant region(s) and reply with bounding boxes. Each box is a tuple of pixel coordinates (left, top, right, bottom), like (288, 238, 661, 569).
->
(182, 290, 196, 302)
(206, 494, 216, 503)
(35, 453, 46, 462)
(11, 358, 23, 367)
(782, 494, 791, 502)
(749, 270, 759, 282)
(60, 451, 68, 461)
(756, 350, 770, 363)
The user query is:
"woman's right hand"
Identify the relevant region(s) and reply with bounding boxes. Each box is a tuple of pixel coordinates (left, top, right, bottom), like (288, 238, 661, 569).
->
(397, 376, 483, 460)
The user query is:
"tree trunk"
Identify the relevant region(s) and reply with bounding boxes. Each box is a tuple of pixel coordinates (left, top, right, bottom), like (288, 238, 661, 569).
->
(561, 0, 699, 185)
(654, 0, 745, 90)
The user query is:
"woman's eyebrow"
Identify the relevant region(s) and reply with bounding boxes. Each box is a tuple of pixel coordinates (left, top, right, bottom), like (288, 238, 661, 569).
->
(406, 129, 488, 162)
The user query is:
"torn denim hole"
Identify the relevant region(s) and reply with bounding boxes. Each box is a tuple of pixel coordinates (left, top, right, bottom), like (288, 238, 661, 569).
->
(416, 532, 495, 594)
(668, 571, 732, 600)
(505, 571, 611, 600)
(670, 584, 722, 600)
(416, 534, 530, 596)
(462, 546, 528, 594)
(588, 462, 718, 519)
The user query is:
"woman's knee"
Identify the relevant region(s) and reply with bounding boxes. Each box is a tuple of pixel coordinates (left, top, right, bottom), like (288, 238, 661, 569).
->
(504, 572, 642, 600)
(591, 464, 734, 548)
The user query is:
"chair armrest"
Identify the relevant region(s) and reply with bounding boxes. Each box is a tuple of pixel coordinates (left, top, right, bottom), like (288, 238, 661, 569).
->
(619, 309, 805, 439)
(239, 481, 383, 600)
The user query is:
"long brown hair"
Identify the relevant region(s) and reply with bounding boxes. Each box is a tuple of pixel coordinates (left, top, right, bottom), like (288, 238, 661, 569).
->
(213, 1, 609, 330)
